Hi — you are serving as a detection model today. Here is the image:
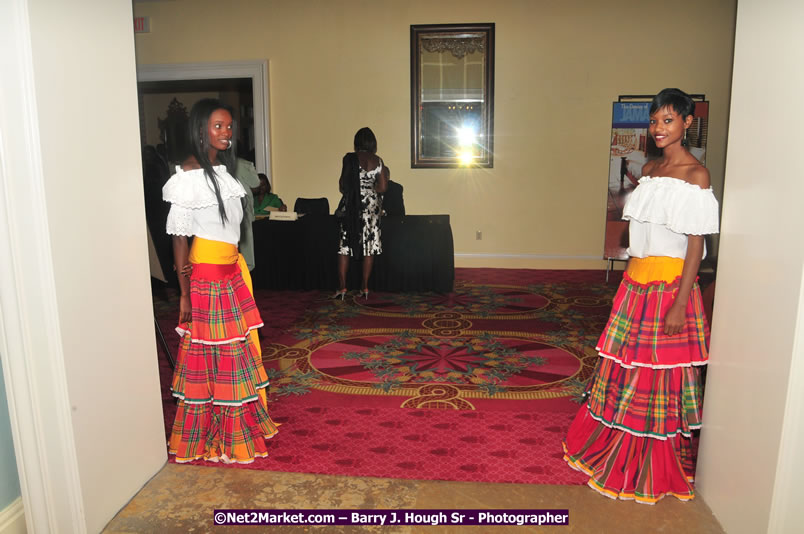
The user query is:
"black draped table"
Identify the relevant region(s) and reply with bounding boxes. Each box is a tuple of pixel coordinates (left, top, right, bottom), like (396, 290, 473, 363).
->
(251, 214, 454, 293)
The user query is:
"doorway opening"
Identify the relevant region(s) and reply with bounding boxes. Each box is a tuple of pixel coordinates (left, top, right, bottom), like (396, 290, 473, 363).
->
(135, 61, 271, 287)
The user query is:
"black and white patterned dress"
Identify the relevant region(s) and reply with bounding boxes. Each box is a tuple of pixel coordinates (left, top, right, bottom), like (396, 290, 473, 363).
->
(338, 161, 383, 256)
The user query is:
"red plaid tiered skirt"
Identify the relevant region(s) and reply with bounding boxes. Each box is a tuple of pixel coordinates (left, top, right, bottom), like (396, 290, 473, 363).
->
(563, 256, 709, 504)
(168, 239, 279, 464)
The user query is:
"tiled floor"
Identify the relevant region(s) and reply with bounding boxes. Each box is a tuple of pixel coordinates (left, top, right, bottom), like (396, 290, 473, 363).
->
(103, 463, 725, 533)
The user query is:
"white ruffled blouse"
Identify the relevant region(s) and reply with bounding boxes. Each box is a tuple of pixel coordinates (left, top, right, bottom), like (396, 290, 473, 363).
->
(623, 176, 719, 260)
(163, 166, 245, 245)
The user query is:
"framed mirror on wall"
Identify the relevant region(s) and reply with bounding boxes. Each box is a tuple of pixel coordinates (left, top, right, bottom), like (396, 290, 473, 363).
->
(411, 23, 495, 168)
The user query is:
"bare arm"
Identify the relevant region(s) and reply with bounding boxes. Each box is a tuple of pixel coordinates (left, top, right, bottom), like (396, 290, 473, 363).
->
(663, 166, 710, 335)
(664, 236, 704, 335)
(172, 235, 192, 324)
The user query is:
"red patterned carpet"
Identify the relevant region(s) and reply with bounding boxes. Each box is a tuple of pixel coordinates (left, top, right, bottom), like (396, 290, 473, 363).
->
(153, 268, 620, 485)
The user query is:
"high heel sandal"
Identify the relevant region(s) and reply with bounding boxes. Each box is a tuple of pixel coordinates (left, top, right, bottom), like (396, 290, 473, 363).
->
(360, 289, 369, 300)
(331, 288, 347, 300)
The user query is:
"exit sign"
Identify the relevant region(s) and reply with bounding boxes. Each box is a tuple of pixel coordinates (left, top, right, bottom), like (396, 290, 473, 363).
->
(134, 17, 150, 33)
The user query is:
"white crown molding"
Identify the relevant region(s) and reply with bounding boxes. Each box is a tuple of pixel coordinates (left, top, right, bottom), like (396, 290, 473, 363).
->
(0, 0, 86, 532)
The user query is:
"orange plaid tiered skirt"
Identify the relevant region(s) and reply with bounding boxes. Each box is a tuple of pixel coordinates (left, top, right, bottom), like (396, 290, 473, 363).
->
(563, 256, 709, 504)
(168, 238, 278, 464)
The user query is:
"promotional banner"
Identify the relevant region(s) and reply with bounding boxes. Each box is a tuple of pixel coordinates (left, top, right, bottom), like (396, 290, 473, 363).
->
(603, 99, 709, 263)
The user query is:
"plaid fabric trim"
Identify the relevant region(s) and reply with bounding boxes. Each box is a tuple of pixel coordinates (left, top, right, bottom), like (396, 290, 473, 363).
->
(169, 400, 279, 464)
(584, 357, 703, 439)
(172, 332, 269, 405)
(596, 274, 709, 368)
(169, 240, 276, 463)
(563, 410, 697, 504)
(563, 256, 707, 502)
(177, 264, 263, 344)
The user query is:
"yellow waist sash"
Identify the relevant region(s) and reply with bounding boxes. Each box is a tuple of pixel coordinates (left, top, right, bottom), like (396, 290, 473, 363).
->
(189, 237, 239, 265)
(189, 237, 255, 299)
(626, 257, 684, 285)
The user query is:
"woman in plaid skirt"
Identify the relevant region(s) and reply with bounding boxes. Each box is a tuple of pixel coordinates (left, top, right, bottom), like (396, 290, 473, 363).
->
(563, 88, 719, 503)
(163, 99, 278, 463)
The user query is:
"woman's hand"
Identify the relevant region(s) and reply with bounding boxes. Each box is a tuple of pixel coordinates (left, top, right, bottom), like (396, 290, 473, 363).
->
(664, 235, 705, 336)
(179, 294, 192, 324)
(664, 302, 686, 336)
(180, 263, 193, 278)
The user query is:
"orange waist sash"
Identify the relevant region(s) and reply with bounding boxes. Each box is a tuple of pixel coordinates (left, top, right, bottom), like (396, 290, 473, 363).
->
(626, 257, 684, 285)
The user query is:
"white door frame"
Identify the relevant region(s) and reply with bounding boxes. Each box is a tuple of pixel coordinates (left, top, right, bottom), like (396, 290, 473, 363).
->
(137, 60, 272, 179)
(0, 0, 86, 531)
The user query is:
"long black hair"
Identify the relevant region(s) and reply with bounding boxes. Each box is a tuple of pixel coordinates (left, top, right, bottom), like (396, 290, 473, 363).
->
(187, 98, 237, 224)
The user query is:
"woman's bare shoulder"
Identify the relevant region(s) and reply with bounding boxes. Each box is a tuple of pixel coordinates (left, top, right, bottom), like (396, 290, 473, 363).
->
(357, 152, 381, 169)
(685, 165, 710, 188)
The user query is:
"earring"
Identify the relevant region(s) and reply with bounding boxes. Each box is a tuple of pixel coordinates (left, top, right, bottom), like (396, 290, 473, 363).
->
(683, 128, 688, 145)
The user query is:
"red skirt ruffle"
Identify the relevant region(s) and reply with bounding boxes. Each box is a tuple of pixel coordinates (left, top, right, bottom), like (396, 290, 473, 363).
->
(585, 357, 703, 439)
(169, 400, 278, 464)
(564, 409, 696, 504)
(171, 335, 269, 405)
(564, 258, 708, 503)
(175, 262, 264, 343)
(596, 272, 709, 368)
(169, 260, 276, 464)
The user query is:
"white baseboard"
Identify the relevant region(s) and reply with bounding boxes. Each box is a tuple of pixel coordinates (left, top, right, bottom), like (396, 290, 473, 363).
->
(0, 498, 26, 534)
(453, 253, 609, 270)
(454, 253, 601, 260)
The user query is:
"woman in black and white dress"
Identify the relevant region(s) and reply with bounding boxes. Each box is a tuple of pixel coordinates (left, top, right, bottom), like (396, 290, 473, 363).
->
(334, 127, 389, 299)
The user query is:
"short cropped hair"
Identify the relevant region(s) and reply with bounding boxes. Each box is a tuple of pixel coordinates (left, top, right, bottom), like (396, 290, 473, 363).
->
(353, 127, 378, 153)
(650, 88, 695, 120)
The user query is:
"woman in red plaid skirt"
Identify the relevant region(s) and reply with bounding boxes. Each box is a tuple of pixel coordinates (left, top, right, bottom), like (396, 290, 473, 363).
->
(163, 99, 278, 464)
(563, 88, 719, 503)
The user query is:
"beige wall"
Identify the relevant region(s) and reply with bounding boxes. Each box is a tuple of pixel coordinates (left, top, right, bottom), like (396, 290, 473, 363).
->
(25, 0, 167, 531)
(133, 0, 737, 268)
(696, 1, 804, 532)
(7, 1, 803, 532)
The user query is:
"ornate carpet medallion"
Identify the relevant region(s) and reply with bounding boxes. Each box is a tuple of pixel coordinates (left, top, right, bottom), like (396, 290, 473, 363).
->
(265, 275, 615, 408)
(156, 268, 620, 485)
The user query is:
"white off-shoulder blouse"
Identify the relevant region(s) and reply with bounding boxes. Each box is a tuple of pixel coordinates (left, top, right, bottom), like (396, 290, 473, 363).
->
(162, 165, 245, 245)
(623, 176, 719, 260)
